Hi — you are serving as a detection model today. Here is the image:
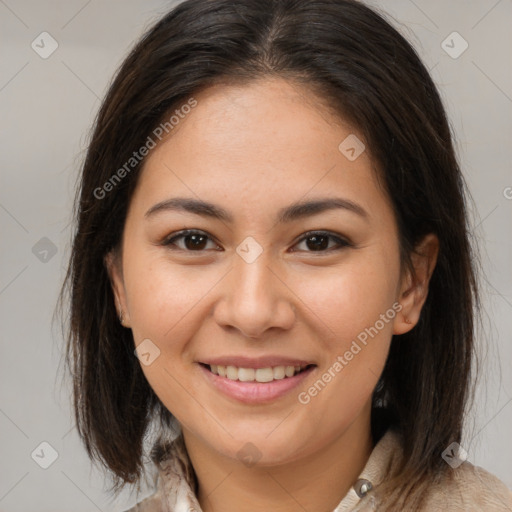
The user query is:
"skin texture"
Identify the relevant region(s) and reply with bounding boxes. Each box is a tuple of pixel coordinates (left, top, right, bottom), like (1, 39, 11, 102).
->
(107, 77, 438, 512)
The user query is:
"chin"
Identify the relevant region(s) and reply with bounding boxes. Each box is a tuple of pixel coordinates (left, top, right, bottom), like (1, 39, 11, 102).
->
(201, 425, 315, 467)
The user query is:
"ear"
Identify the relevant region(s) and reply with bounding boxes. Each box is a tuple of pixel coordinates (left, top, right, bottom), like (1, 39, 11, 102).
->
(104, 250, 131, 328)
(393, 233, 439, 335)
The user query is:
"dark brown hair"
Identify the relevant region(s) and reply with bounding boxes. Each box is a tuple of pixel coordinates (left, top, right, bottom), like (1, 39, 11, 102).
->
(59, 0, 480, 508)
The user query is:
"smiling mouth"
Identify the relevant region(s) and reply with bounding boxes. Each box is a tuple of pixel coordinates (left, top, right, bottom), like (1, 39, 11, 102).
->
(200, 363, 315, 383)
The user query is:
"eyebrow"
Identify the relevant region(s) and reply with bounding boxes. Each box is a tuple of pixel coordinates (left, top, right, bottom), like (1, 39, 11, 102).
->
(144, 196, 369, 223)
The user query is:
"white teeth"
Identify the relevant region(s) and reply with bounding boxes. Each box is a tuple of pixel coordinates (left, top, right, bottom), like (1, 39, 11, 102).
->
(226, 365, 238, 380)
(255, 368, 274, 383)
(208, 364, 308, 381)
(273, 366, 285, 379)
(238, 367, 255, 381)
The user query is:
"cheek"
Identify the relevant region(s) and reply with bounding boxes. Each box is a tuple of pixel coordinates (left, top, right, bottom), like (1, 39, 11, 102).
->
(121, 251, 209, 418)
(294, 258, 399, 347)
(291, 253, 400, 416)
(291, 264, 398, 431)
(123, 250, 212, 340)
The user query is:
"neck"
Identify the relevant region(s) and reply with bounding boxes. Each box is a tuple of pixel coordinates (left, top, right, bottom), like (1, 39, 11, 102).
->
(182, 403, 374, 512)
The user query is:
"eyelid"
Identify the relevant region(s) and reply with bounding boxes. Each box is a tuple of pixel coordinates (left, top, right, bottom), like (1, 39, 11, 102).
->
(161, 229, 352, 252)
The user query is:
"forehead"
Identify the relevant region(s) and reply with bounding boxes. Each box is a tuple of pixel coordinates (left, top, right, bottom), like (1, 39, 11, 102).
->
(129, 77, 391, 226)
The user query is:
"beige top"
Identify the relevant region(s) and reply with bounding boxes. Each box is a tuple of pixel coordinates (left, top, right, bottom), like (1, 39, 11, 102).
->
(124, 428, 512, 511)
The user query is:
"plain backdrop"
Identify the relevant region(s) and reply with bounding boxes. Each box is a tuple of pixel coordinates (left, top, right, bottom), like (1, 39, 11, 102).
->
(1, 1, 511, 510)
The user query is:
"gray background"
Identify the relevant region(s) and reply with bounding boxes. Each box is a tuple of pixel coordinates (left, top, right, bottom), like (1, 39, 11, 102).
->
(1, 0, 511, 510)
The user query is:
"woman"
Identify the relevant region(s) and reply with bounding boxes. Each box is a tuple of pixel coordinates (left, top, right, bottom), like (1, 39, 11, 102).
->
(60, 0, 512, 510)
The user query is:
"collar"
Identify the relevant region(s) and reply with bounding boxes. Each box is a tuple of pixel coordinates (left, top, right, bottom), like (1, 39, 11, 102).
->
(150, 426, 403, 512)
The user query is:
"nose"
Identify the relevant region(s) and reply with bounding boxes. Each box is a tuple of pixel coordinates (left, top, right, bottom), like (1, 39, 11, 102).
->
(213, 251, 296, 339)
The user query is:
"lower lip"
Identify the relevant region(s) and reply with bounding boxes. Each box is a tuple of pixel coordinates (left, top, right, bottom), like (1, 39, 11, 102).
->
(198, 364, 316, 404)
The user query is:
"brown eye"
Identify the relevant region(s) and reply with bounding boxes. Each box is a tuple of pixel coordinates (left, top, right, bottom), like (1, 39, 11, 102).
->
(291, 231, 351, 253)
(163, 230, 219, 251)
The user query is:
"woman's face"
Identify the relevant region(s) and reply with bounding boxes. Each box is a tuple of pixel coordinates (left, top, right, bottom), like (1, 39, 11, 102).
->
(109, 77, 416, 465)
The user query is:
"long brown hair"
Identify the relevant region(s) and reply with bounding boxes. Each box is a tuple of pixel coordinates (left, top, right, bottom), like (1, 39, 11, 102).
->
(58, 0, 480, 508)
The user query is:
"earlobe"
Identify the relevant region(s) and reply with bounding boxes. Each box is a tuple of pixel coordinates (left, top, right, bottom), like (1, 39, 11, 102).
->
(104, 251, 131, 328)
(393, 233, 439, 335)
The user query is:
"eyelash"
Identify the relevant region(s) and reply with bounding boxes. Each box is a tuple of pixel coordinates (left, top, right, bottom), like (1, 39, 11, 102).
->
(161, 229, 352, 254)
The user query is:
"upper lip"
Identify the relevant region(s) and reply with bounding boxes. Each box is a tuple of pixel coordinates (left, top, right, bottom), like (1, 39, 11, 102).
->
(199, 356, 316, 369)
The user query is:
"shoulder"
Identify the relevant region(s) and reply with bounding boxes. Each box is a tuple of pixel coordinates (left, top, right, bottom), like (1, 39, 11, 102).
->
(421, 460, 512, 511)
